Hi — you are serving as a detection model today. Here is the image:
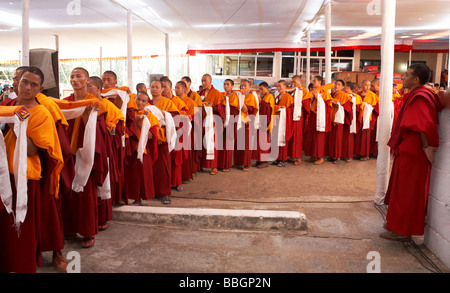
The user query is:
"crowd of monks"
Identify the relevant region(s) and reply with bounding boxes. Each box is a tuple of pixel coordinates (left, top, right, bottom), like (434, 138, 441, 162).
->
(0, 64, 415, 273)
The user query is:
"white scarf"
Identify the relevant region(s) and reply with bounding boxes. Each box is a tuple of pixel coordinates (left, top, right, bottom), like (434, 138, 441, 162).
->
(316, 93, 326, 132)
(71, 108, 99, 193)
(97, 158, 111, 200)
(101, 89, 130, 147)
(334, 102, 345, 124)
(236, 91, 245, 130)
(293, 87, 303, 121)
(203, 105, 215, 160)
(252, 91, 260, 129)
(277, 107, 287, 147)
(0, 115, 28, 228)
(164, 111, 177, 153)
(224, 95, 230, 128)
(136, 114, 151, 163)
(350, 94, 357, 134)
(362, 102, 373, 130)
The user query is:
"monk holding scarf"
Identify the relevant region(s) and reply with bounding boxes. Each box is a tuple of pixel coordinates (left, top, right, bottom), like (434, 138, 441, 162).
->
(381, 64, 443, 241)
(0, 67, 63, 273)
(355, 80, 378, 161)
(126, 92, 159, 206)
(273, 80, 294, 167)
(199, 74, 226, 175)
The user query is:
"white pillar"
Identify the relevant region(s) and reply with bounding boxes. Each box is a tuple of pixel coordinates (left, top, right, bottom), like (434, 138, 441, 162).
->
(127, 9, 133, 90)
(374, 0, 396, 205)
(293, 52, 298, 76)
(165, 33, 170, 77)
(54, 35, 59, 51)
(22, 0, 30, 66)
(435, 53, 443, 85)
(408, 50, 412, 66)
(100, 47, 103, 76)
(325, 2, 332, 84)
(307, 30, 311, 85)
(187, 54, 190, 77)
(353, 49, 361, 72)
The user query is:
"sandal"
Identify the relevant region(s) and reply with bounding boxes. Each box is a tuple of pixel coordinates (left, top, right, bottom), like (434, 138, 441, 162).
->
(277, 161, 286, 167)
(176, 185, 183, 192)
(222, 168, 230, 172)
(130, 201, 143, 206)
(242, 166, 250, 171)
(162, 196, 172, 205)
(294, 160, 302, 165)
(360, 156, 370, 161)
(210, 168, 218, 175)
(99, 223, 109, 231)
(82, 236, 95, 248)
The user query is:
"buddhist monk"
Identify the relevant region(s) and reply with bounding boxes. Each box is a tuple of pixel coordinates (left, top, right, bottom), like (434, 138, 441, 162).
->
(273, 80, 294, 167)
(288, 75, 312, 165)
(218, 79, 240, 172)
(251, 82, 274, 168)
(149, 80, 180, 205)
(381, 64, 443, 241)
(62, 67, 108, 248)
(370, 78, 380, 158)
(198, 74, 225, 175)
(181, 76, 203, 174)
(355, 80, 379, 161)
(126, 92, 159, 206)
(234, 80, 258, 171)
(304, 76, 333, 165)
(327, 80, 352, 164)
(174, 80, 196, 182)
(0, 67, 63, 273)
(342, 82, 362, 162)
(162, 79, 187, 192)
(87, 76, 125, 231)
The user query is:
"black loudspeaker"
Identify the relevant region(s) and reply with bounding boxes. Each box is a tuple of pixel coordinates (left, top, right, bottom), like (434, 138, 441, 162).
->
(29, 48, 59, 98)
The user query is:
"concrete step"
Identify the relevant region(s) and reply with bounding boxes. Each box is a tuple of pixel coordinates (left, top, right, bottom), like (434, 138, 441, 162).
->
(112, 206, 307, 231)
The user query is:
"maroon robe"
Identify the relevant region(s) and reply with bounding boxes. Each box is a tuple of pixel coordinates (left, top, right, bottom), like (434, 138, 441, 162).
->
(252, 100, 273, 163)
(385, 86, 442, 236)
(304, 100, 332, 158)
(234, 106, 257, 167)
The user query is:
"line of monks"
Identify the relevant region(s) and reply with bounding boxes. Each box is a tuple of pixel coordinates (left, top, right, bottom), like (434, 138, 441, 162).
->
(0, 65, 408, 273)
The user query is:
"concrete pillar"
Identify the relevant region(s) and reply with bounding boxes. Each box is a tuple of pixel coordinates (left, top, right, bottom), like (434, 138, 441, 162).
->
(22, 0, 30, 66)
(425, 107, 450, 269)
(374, 0, 396, 205)
(165, 33, 170, 77)
(353, 49, 361, 72)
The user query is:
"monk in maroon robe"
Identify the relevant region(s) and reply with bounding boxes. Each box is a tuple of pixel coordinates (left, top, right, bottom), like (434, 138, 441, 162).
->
(381, 64, 443, 241)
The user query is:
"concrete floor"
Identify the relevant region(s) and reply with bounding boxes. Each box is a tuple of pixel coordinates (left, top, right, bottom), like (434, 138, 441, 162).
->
(37, 157, 450, 274)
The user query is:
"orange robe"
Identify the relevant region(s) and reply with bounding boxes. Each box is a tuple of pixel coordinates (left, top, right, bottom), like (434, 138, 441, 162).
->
(218, 92, 240, 169)
(181, 96, 196, 181)
(169, 96, 187, 187)
(304, 84, 333, 159)
(235, 91, 259, 167)
(199, 86, 225, 169)
(274, 92, 295, 161)
(252, 93, 275, 163)
(151, 96, 179, 197)
(355, 90, 378, 157)
(328, 91, 352, 159)
(0, 103, 63, 273)
(125, 110, 159, 200)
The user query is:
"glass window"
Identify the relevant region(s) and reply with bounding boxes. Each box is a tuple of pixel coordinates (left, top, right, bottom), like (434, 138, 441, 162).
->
(239, 56, 255, 76)
(256, 57, 273, 77)
(281, 55, 295, 78)
(224, 55, 239, 75)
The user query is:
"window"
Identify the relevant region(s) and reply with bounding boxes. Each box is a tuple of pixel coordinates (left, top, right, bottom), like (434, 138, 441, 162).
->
(281, 52, 296, 78)
(208, 53, 274, 77)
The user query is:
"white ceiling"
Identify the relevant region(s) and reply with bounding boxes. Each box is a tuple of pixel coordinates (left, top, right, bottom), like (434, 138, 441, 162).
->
(0, 0, 449, 61)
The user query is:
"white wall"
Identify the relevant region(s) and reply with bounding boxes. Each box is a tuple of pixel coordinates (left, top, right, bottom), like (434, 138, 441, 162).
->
(425, 108, 450, 269)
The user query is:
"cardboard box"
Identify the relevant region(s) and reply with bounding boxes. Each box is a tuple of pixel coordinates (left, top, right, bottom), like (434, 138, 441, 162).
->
(357, 73, 377, 84)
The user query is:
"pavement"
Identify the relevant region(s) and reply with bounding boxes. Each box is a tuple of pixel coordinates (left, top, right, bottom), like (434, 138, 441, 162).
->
(36, 156, 450, 274)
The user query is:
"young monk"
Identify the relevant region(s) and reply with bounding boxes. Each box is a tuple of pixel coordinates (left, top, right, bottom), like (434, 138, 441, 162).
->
(62, 67, 108, 248)
(0, 67, 63, 273)
(181, 76, 203, 174)
(198, 74, 225, 175)
(287, 75, 312, 165)
(251, 82, 274, 168)
(175, 80, 196, 183)
(234, 80, 259, 171)
(273, 80, 295, 167)
(342, 82, 362, 162)
(126, 92, 159, 206)
(304, 76, 334, 165)
(149, 80, 180, 205)
(328, 80, 352, 164)
(218, 79, 240, 172)
(162, 79, 187, 192)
